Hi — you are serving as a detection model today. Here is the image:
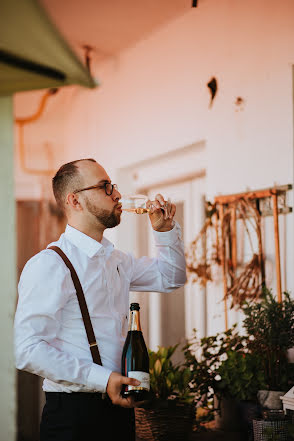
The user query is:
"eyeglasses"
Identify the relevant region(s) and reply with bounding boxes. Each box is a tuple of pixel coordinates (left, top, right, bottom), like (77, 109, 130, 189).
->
(73, 182, 118, 196)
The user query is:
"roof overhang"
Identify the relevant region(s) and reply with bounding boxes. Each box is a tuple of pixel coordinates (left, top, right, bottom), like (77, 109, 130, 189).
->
(0, 0, 97, 94)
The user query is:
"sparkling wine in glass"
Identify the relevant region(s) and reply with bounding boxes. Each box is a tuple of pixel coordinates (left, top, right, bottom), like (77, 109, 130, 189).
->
(119, 195, 150, 214)
(120, 194, 171, 216)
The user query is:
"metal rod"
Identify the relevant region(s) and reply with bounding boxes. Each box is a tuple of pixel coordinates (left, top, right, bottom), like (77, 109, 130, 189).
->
(231, 206, 237, 272)
(283, 213, 287, 291)
(219, 204, 228, 330)
(214, 184, 292, 205)
(272, 193, 282, 302)
(256, 200, 266, 288)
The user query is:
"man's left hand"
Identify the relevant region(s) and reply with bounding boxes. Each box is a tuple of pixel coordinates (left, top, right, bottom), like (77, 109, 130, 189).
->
(147, 194, 176, 232)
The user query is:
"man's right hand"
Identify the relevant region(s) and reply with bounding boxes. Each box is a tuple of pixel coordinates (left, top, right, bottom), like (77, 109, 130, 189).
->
(106, 371, 140, 408)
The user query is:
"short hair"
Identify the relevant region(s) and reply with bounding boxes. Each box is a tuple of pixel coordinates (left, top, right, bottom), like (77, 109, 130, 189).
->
(52, 158, 96, 209)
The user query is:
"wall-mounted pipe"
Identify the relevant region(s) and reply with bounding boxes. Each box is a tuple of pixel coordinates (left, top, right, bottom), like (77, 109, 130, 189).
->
(15, 88, 59, 176)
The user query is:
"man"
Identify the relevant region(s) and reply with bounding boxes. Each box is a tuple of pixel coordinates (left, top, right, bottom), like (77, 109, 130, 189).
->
(14, 158, 187, 441)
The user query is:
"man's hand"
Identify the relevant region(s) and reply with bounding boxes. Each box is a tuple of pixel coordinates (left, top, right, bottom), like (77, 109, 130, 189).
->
(147, 193, 176, 232)
(106, 371, 141, 408)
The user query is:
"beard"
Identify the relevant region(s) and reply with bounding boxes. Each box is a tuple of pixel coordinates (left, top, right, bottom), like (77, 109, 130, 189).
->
(84, 197, 121, 229)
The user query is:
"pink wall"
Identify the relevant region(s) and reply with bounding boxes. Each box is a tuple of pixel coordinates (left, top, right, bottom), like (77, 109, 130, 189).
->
(14, 0, 294, 196)
(13, 0, 294, 333)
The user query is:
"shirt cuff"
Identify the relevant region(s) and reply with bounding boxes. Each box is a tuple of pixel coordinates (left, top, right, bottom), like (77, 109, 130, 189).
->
(152, 221, 182, 246)
(87, 364, 112, 393)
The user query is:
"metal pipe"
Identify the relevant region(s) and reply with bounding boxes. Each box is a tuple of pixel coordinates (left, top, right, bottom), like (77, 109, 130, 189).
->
(272, 192, 282, 302)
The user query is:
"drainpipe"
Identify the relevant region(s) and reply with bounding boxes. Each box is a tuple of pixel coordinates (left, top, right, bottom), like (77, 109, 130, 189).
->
(14, 88, 58, 176)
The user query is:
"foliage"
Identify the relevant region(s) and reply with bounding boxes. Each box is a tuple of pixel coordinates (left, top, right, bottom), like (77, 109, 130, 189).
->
(184, 325, 266, 404)
(148, 345, 194, 403)
(242, 288, 294, 391)
(184, 288, 294, 409)
(216, 350, 266, 400)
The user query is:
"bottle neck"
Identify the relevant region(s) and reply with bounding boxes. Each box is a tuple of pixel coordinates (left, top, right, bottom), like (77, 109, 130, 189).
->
(129, 310, 142, 331)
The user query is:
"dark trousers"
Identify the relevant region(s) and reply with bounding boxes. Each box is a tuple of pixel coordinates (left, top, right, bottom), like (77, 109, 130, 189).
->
(40, 392, 135, 441)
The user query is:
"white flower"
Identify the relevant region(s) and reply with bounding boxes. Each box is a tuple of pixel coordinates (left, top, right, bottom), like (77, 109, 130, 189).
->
(219, 353, 228, 362)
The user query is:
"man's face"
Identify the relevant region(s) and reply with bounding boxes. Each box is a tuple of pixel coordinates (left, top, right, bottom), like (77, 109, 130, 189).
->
(74, 161, 122, 229)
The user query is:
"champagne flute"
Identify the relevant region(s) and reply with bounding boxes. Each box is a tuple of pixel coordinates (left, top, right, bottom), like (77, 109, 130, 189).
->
(119, 194, 171, 217)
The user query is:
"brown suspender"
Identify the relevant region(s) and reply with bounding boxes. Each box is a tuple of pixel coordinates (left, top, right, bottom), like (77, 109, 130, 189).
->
(48, 246, 102, 366)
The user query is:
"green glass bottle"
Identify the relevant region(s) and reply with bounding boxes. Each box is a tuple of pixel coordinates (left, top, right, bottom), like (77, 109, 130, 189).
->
(121, 303, 150, 401)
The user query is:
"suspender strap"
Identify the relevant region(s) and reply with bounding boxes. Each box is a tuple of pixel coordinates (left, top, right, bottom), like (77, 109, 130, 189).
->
(48, 246, 102, 366)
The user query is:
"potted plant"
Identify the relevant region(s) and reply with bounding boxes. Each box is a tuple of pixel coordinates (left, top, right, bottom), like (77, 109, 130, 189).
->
(184, 326, 266, 432)
(215, 349, 265, 435)
(242, 288, 294, 410)
(135, 345, 195, 441)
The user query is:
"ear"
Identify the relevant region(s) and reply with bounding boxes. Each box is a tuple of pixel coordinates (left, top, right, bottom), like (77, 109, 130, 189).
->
(66, 193, 83, 211)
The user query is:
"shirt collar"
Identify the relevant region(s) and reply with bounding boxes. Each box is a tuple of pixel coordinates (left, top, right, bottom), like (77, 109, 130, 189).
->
(64, 224, 114, 258)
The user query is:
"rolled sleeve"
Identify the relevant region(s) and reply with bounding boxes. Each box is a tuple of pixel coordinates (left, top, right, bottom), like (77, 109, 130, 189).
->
(87, 364, 112, 393)
(130, 221, 187, 292)
(152, 221, 182, 246)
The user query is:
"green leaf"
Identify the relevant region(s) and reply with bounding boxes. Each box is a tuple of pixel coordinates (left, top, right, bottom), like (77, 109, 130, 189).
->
(154, 359, 162, 375)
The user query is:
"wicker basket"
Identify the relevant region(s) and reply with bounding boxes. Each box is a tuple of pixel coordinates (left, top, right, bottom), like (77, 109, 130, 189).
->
(135, 402, 194, 441)
(253, 418, 290, 441)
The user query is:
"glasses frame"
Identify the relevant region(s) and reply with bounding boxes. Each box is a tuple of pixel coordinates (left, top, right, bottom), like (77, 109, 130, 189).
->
(73, 182, 118, 196)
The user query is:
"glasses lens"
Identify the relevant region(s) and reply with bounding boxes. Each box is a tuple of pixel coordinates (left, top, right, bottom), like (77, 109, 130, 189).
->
(105, 183, 113, 195)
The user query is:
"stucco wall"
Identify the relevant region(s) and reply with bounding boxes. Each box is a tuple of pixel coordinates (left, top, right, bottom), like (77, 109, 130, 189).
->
(58, 0, 294, 191)
(14, 0, 294, 334)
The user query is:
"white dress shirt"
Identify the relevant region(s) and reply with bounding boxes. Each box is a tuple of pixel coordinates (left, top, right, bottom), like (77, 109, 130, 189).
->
(14, 222, 186, 393)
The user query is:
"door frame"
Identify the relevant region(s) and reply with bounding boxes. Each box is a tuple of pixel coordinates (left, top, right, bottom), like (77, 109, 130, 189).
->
(116, 141, 207, 348)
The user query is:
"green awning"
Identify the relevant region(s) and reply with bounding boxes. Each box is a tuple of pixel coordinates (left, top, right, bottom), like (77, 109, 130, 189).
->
(0, 0, 97, 94)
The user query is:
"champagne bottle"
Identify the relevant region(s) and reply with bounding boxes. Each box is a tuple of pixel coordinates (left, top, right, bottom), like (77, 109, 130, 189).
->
(121, 302, 150, 401)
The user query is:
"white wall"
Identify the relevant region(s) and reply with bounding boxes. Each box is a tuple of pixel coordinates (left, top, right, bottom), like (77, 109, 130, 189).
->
(14, 0, 294, 334)
(58, 0, 294, 189)
(14, 0, 294, 197)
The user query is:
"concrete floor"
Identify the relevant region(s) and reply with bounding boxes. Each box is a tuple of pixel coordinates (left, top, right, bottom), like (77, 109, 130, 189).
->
(188, 430, 247, 441)
(137, 429, 247, 441)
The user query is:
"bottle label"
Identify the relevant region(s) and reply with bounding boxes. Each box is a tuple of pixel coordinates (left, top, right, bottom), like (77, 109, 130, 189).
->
(127, 371, 150, 391)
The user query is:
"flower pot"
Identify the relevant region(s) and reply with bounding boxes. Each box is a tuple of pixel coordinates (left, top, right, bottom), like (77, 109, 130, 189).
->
(238, 400, 261, 424)
(257, 390, 285, 410)
(214, 395, 243, 431)
(237, 401, 262, 441)
(135, 401, 194, 441)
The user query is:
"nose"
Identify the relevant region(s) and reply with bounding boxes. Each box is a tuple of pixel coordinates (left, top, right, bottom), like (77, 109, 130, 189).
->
(113, 187, 121, 201)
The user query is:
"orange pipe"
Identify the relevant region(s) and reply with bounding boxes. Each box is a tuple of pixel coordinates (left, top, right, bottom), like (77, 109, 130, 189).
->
(15, 89, 58, 176)
(272, 193, 282, 302)
(214, 186, 291, 204)
(231, 206, 237, 271)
